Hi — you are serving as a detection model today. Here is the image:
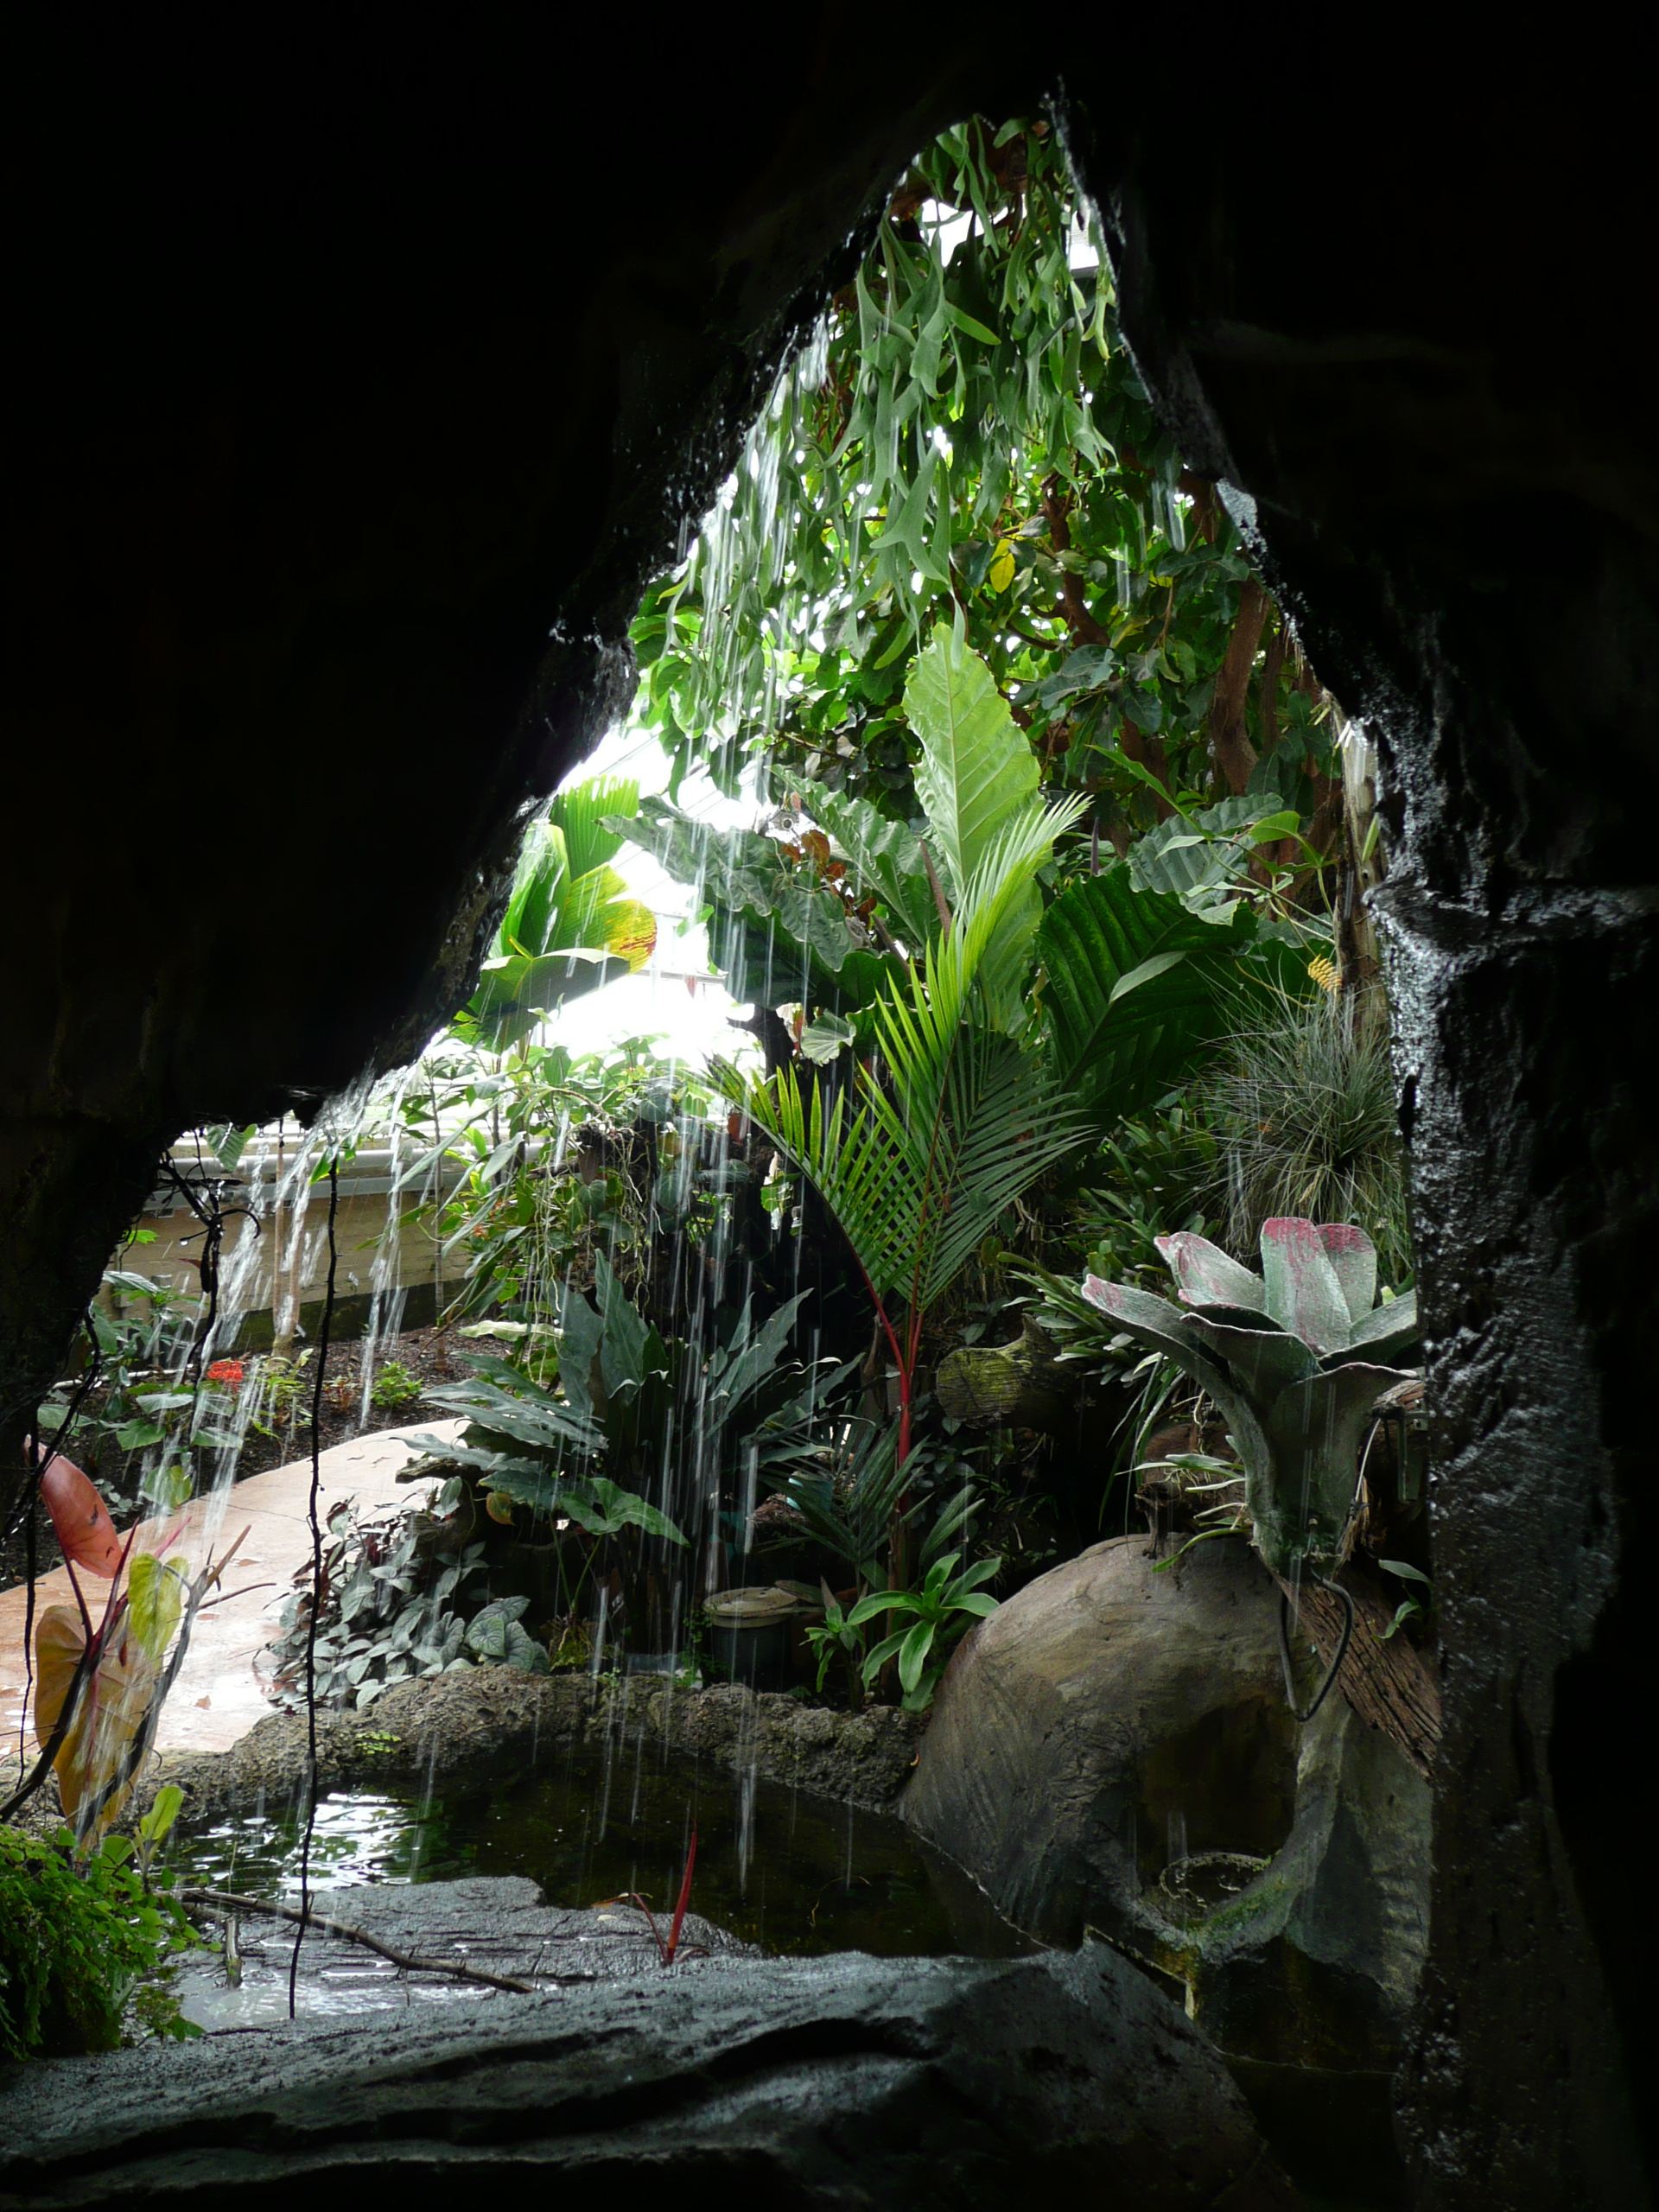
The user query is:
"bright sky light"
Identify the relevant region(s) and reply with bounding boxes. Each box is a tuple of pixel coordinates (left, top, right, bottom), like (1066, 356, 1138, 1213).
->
(531, 724, 760, 1075)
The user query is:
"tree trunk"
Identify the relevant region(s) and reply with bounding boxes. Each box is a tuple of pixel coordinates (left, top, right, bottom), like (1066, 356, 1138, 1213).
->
(935, 1321, 1075, 1434)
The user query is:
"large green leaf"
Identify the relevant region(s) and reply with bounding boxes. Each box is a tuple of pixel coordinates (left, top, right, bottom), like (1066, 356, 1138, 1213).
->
(734, 798, 1090, 1312)
(550, 775, 639, 884)
(620, 796, 861, 984)
(903, 620, 1046, 1028)
(1037, 868, 1259, 1119)
(798, 783, 937, 950)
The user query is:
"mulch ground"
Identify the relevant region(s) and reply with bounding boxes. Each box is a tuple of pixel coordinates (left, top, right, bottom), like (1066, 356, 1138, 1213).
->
(0, 1324, 467, 1595)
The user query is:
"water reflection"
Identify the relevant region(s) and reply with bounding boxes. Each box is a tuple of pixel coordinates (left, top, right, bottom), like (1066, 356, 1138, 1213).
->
(168, 1739, 1028, 1961)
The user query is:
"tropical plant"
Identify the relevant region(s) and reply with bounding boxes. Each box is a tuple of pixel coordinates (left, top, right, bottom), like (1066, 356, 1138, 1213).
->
(265, 1497, 493, 1711)
(1203, 987, 1410, 1285)
(629, 118, 1341, 880)
(3, 1453, 248, 1845)
(1079, 1218, 1420, 1593)
(0, 1823, 200, 2057)
(727, 624, 1090, 1465)
(410, 1255, 843, 1642)
(369, 1360, 423, 1409)
(845, 1548, 1002, 1711)
(451, 776, 657, 1052)
(1084, 1211, 1424, 1592)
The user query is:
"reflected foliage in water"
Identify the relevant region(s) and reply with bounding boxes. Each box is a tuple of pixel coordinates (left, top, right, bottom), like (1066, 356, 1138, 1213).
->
(168, 1739, 1027, 1961)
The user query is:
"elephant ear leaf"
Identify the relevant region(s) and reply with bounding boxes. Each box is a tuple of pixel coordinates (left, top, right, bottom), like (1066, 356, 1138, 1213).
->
(40, 1456, 124, 1579)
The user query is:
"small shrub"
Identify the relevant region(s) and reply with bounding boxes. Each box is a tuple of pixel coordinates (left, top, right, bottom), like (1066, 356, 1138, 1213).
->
(370, 1360, 423, 1410)
(0, 1827, 200, 2058)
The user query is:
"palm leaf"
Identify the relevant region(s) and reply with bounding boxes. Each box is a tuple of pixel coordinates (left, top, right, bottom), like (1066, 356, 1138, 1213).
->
(1037, 868, 1261, 1118)
(903, 618, 1047, 1027)
(731, 796, 1089, 1308)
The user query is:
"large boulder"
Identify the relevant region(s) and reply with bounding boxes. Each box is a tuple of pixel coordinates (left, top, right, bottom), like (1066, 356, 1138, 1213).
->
(902, 1535, 1430, 2074)
(903, 1535, 1299, 1948)
(0, 1944, 1294, 2208)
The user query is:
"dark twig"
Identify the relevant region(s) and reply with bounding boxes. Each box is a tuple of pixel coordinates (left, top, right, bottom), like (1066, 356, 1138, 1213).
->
(1278, 1574, 1355, 1724)
(182, 1888, 550, 1996)
(289, 1159, 339, 2019)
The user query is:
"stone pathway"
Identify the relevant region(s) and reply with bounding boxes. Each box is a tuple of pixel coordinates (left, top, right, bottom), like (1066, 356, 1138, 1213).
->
(0, 1422, 460, 1760)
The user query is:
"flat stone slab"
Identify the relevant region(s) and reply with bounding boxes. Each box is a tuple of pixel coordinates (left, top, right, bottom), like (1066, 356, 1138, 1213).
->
(175, 1875, 758, 2031)
(0, 1943, 1295, 2208)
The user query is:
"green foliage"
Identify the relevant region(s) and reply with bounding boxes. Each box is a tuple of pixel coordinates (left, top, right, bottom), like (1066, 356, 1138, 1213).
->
(453, 778, 656, 1052)
(0, 1827, 200, 2058)
(1081, 1220, 1420, 1578)
(369, 1360, 423, 1409)
(846, 1551, 1001, 1710)
(734, 797, 1088, 1455)
(628, 117, 1338, 871)
(267, 1500, 489, 1710)
(415, 1255, 844, 1639)
(397, 1033, 683, 1325)
(1038, 868, 1305, 1122)
(463, 1597, 551, 1673)
(903, 620, 1043, 1027)
(1203, 989, 1410, 1285)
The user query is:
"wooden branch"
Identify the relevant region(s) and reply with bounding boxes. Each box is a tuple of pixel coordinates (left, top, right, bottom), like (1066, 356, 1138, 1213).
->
(1277, 1563, 1440, 1779)
(1041, 473, 1112, 646)
(180, 1886, 548, 1995)
(1116, 718, 1177, 821)
(1176, 469, 1221, 544)
(1208, 575, 1270, 794)
(936, 1323, 1074, 1433)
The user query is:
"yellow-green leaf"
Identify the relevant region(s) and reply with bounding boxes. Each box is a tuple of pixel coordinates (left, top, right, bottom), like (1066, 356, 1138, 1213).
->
(127, 1552, 186, 1662)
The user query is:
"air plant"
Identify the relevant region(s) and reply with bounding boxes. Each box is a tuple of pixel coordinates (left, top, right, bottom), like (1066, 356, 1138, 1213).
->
(1081, 1219, 1420, 1716)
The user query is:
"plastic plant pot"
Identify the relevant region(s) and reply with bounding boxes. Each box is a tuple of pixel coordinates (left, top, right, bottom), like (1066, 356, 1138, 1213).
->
(704, 1586, 800, 1691)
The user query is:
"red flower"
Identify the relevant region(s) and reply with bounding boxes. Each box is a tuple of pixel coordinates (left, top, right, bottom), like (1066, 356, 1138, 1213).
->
(207, 1358, 244, 1393)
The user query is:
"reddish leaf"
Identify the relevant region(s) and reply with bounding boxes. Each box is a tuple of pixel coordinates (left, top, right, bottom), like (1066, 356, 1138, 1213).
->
(40, 1455, 124, 1579)
(1154, 1231, 1268, 1313)
(1315, 1224, 1377, 1325)
(1260, 1218, 1351, 1356)
(664, 1826, 697, 1967)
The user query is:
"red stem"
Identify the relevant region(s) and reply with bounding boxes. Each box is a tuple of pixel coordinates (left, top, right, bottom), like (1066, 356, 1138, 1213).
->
(664, 1827, 697, 1966)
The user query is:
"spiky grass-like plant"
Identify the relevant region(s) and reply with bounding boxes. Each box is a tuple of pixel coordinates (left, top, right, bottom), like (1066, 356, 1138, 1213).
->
(1205, 988, 1410, 1285)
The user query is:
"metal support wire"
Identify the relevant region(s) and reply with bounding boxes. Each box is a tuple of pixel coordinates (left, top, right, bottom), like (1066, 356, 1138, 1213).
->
(1278, 1573, 1355, 1725)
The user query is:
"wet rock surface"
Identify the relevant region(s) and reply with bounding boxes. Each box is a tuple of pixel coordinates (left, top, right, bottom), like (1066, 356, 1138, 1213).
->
(903, 1535, 1430, 2073)
(174, 1876, 757, 2030)
(902, 1535, 1297, 1948)
(0, 1942, 1294, 2209)
(62, 1669, 930, 1840)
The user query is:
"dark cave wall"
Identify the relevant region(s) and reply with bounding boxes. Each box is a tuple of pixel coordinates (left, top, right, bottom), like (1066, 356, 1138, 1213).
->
(1, 40, 1014, 1488)
(4, 32, 1656, 2209)
(1061, 57, 1658, 2208)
